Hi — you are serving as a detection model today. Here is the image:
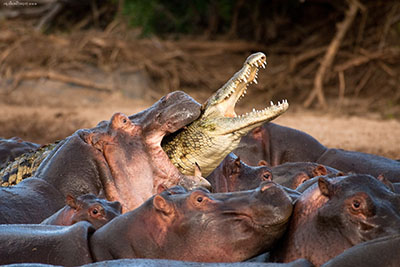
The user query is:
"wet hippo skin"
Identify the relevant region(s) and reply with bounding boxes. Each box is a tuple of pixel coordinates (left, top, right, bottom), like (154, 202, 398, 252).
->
(234, 122, 400, 183)
(41, 194, 122, 229)
(268, 162, 341, 190)
(0, 221, 94, 266)
(234, 123, 326, 166)
(321, 234, 400, 267)
(82, 258, 313, 267)
(322, 235, 400, 267)
(0, 91, 210, 223)
(206, 153, 272, 192)
(270, 174, 400, 266)
(0, 182, 294, 265)
(90, 182, 293, 263)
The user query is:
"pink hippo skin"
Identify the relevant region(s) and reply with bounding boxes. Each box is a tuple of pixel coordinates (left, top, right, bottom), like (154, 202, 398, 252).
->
(0, 182, 294, 265)
(0, 91, 210, 223)
(90, 181, 294, 263)
(206, 153, 272, 192)
(270, 174, 400, 266)
(41, 193, 122, 229)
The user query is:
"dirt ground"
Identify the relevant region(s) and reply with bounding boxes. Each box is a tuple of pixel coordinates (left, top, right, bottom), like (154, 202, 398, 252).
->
(1, 78, 399, 160)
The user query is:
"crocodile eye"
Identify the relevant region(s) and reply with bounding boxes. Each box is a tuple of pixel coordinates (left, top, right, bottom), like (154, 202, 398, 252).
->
(122, 118, 127, 124)
(197, 196, 203, 203)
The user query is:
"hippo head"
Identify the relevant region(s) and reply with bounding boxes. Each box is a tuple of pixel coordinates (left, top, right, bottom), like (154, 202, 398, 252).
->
(315, 174, 400, 243)
(66, 194, 122, 229)
(269, 162, 334, 190)
(271, 173, 400, 265)
(207, 153, 272, 192)
(90, 181, 293, 262)
(36, 91, 210, 213)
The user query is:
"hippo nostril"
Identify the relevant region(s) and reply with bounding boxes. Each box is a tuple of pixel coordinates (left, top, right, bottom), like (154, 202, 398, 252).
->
(260, 181, 276, 192)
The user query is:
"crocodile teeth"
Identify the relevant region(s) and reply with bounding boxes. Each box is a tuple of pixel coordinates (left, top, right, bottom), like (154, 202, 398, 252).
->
(254, 78, 258, 84)
(270, 101, 274, 106)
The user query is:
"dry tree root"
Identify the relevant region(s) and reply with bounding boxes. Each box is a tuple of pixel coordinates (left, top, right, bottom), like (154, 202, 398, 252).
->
(304, 0, 362, 108)
(10, 70, 115, 93)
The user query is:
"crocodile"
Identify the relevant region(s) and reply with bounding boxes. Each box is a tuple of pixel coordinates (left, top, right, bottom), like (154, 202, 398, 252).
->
(1, 142, 59, 186)
(162, 52, 288, 176)
(1, 52, 288, 184)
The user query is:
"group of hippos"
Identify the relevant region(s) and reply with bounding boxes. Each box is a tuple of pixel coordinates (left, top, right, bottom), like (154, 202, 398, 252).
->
(0, 53, 399, 267)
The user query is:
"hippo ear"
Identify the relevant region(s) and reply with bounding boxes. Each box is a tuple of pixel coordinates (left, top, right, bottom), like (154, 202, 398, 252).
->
(258, 160, 269, 167)
(66, 194, 78, 209)
(312, 165, 328, 177)
(318, 177, 334, 197)
(376, 174, 395, 192)
(153, 195, 173, 216)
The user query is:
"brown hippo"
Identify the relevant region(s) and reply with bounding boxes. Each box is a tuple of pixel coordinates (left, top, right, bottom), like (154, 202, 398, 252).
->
(90, 181, 294, 263)
(270, 174, 400, 266)
(0, 221, 95, 266)
(0, 182, 293, 265)
(82, 258, 313, 266)
(322, 234, 400, 267)
(0, 137, 39, 167)
(267, 162, 341, 190)
(234, 123, 326, 166)
(316, 148, 400, 183)
(0, 91, 210, 224)
(234, 122, 400, 183)
(41, 194, 122, 229)
(206, 153, 272, 192)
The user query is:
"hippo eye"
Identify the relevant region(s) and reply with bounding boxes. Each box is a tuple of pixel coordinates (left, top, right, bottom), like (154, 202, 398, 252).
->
(92, 208, 99, 215)
(197, 196, 203, 203)
(122, 118, 127, 124)
(262, 173, 271, 181)
(352, 200, 361, 209)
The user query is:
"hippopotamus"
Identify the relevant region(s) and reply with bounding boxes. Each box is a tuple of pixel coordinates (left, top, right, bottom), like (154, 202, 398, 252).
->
(206, 153, 272, 192)
(267, 162, 341, 189)
(0, 182, 293, 265)
(233, 123, 326, 166)
(0, 221, 95, 266)
(270, 174, 400, 266)
(41, 194, 122, 229)
(82, 258, 313, 267)
(234, 122, 400, 183)
(321, 234, 400, 267)
(91, 181, 293, 263)
(0, 91, 210, 224)
(0, 137, 39, 167)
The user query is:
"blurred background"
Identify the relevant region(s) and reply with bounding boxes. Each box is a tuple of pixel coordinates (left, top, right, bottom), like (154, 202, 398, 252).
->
(0, 0, 399, 158)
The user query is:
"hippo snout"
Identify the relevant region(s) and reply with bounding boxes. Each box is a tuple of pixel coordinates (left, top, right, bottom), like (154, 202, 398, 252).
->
(252, 181, 294, 226)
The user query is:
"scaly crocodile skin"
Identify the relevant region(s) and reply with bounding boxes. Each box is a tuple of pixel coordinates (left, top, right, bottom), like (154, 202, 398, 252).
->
(0, 142, 59, 186)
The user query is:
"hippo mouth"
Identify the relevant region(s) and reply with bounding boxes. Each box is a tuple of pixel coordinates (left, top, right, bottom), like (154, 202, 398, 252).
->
(223, 211, 290, 231)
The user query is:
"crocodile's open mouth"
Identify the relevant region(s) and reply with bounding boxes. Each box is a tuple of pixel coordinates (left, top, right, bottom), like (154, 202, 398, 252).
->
(204, 52, 289, 120)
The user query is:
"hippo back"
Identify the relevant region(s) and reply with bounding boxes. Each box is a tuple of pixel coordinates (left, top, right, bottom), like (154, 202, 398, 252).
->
(0, 177, 65, 224)
(322, 234, 400, 267)
(0, 221, 94, 266)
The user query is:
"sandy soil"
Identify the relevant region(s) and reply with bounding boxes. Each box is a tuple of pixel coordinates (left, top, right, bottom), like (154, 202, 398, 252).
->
(1, 79, 399, 160)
